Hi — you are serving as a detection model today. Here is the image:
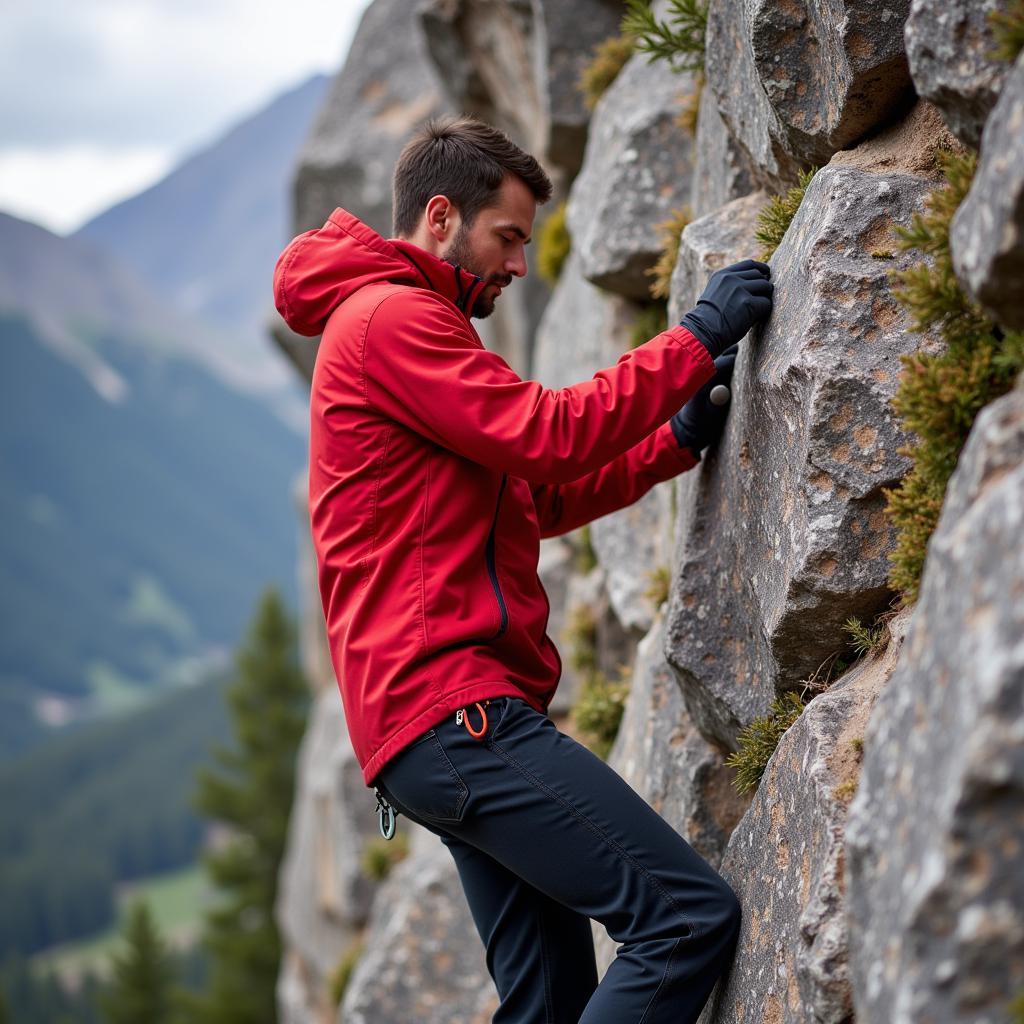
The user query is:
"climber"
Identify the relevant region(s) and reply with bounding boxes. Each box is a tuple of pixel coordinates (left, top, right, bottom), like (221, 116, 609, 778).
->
(273, 114, 772, 1023)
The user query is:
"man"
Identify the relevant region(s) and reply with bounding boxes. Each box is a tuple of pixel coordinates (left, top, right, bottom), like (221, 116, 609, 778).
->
(274, 115, 772, 1023)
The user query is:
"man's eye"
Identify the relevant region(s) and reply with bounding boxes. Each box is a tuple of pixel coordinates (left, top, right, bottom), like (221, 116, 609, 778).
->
(501, 235, 516, 244)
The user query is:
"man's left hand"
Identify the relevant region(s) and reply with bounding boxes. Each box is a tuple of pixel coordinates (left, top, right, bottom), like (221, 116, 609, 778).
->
(669, 344, 738, 460)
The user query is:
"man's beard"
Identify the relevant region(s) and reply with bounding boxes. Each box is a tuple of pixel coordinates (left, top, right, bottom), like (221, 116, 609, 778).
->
(442, 223, 508, 319)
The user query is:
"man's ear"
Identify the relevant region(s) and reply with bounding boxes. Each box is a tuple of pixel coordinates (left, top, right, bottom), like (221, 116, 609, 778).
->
(424, 194, 460, 244)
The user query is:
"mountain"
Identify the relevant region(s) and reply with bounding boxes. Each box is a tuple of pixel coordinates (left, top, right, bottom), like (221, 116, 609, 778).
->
(75, 73, 329, 429)
(0, 213, 306, 758)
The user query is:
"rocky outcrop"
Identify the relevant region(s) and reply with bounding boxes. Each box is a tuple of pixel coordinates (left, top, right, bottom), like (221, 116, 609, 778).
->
(690, 82, 759, 220)
(567, 51, 699, 299)
(904, 0, 1013, 148)
(705, 0, 915, 189)
(844, 382, 1024, 1023)
(664, 143, 946, 749)
(951, 50, 1024, 331)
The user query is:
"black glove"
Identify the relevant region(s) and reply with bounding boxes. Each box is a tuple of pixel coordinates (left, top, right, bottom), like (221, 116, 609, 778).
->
(679, 259, 773, 358)
(670, 344, 738, 460)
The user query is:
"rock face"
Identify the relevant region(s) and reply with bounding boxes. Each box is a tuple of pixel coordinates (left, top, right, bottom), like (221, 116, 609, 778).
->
(904, 0, 1013, 147)
(699, 607, 913, 1024)
(951, 50, 1024, 331)
(567, 51, 698, 299)
(706, 0, 915, 188)
(690, 82, 759, 220)
(844, 383, 1024, 1024)
(418, 0, 623, 177)
(665, 153, 944, 748)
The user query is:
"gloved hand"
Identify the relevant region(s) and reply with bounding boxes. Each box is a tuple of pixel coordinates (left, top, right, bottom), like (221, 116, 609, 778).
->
(679, 259, 773, 359)
(670, 344, 738, 460)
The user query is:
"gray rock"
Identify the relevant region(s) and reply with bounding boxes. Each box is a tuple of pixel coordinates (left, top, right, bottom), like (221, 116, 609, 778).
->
(706, 0, 914, 189)
(567, 51, 698, 299)
(418, 0, 623, 177)
(667, 189, 770, 326)
(341, 831, 497, 1023)
(664, 160, 945, 749)
(697, 607, 912, 1024)
(844, 384, 1024, 1024)
(904, 0, 1014, 148)
(690, 81, 759, 220)
(950, 50, 1024, 331)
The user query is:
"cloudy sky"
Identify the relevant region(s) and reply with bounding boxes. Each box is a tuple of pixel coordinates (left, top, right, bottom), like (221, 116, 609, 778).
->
(0, 0, 372, 234)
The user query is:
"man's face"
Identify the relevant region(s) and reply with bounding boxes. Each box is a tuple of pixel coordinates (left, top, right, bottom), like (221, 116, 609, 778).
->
(441, 175, 536, 318)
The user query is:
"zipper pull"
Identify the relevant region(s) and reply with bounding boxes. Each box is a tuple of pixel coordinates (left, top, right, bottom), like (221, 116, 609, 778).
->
(455, 708, 464, 726)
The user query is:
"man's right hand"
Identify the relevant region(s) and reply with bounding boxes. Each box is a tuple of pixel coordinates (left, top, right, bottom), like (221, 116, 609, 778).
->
(679, 259, 773, 359)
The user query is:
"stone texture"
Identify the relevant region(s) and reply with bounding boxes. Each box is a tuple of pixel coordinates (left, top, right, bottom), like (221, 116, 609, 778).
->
(706, 0, 915, 189)
(667, 189, 770, 326)
(566, 51, 698, 299)
(690, 80, 759, 220)
(341, 827, 497, 1023)
(418, 0, 623, 177)
(951, 50, 1024, 331)
(904, 0, 1014, 148)
(697, 606, 912, 1024)
(844, 383, 1024, 1024)
(665, 159, 944, 750)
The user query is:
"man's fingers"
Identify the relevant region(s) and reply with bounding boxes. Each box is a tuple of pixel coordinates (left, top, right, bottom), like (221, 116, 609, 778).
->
(743, 278, 774, 297)
(722, 258, 771, 277)
(746, 294, 774, 319)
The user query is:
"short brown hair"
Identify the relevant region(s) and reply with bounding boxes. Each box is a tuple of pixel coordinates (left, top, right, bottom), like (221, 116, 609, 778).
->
(392, 115, 553, 237)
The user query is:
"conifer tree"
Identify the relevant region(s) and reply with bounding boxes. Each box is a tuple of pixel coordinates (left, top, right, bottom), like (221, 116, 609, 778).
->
(181, 586, 309, 1024)
(99, 900, 176, 1024)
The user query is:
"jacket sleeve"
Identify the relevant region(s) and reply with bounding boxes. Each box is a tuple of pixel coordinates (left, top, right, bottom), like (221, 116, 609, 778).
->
(360, 288, 716, 485)
(529, 420, 699, 537)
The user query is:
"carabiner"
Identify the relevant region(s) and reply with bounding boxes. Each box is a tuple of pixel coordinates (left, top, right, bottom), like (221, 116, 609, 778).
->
(375, 787, 397, 840)
(462, 701, 489, 740)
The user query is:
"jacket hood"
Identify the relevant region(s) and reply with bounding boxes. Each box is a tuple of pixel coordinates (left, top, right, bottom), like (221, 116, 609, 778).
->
(273, 207, 490, 337)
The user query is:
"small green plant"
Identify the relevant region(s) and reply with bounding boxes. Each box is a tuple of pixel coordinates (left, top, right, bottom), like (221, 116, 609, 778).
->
(884, 147, 1024, 603)
(647, 205, 693, 300)
(572, 666, 632, 760)
(537, 201, 571, 285)
(622, 0, 709, 74)
(1008, 987, 1024, 1023)
(360, 831, 410, 881)
(870, 249, 894, 259)
(579, 34, 635, 109)
(831, 778, 858, 802)
(629, 300, 669, 349)
(989, 0, 1024, 62)
(574, 522, 598, 574)
(850, 735, 864, 754)
(754, 167, 819, 260)
(724, 690, 808, 794)
(564, 602, 599, 674)
(328, 938, 365, 1008)
(842, 615, 887, 659)
(677, 71, 704, 137)
(643, 565, 671, 607)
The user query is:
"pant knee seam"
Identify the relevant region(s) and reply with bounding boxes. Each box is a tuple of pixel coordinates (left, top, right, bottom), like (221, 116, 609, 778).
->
(487, 739, 699, 940)
(637, 935, 680, 1024)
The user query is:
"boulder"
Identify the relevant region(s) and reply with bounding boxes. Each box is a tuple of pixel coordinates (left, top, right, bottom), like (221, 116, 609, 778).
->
(690, 81, 759, 220)
(566, 51, 698, 299)
(418, 0, 624, 177)
(950, 50, 1024, 331)
(664, 158, 944, 749)
(341, 827, 497, 1023)
(844, 383, 1024, 1023)
(904, 0, 1014, 147)
(705, 0, 915, 189)
(697, 607, 912, 1024)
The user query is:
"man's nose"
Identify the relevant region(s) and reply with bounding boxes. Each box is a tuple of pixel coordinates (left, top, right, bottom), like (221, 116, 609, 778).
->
(506, 245, 527, 278)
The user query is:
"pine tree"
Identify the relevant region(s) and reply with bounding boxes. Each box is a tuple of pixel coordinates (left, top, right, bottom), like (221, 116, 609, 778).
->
(98, 900, 176, 1024)
(180, 586, 309, 1024)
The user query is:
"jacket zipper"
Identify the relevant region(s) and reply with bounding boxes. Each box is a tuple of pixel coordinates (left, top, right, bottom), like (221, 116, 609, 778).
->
(486, 473, 509, 639)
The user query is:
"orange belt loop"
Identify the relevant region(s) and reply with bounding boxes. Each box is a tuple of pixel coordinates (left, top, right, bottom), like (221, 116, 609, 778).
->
(463, 701, 489, 740)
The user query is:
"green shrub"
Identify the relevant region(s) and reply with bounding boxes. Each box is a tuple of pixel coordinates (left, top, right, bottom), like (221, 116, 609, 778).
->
(629, 300, 669, 349)
(842, 615, 888, 659)
(537, 201, 571, 285)
(647, 205, 693, 300)
(677, 71, 704, 137)
(622, 0, 709, 74)
(579, 34, 635, 110)
(753, 167, 819, 260)
(328, 938, 365, 1008)
(572, 667, 632, 760)
(643, 565, 671, 607)
(574, 522, 598, 574)
(724, 690, 807, 794)
(883, 147, 1024, 604)
(564, 603, 598, 674)
(989, 0, 1024, 62)
(360, 832, 410, 881)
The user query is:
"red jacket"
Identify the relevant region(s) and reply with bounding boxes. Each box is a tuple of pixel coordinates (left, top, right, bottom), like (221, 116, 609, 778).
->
(274, 208, 716, 787)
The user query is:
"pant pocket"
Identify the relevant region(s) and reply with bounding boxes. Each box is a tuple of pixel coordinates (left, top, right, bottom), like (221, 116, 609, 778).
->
(377, 728, 469, 825)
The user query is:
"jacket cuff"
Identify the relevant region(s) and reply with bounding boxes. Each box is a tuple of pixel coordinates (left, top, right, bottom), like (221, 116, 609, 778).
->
(664, 324, 717, 379)
(657, 420, 701, 472)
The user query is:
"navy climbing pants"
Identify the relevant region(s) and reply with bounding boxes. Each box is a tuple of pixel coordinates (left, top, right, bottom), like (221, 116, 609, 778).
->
(374, 695, 742, 1023)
